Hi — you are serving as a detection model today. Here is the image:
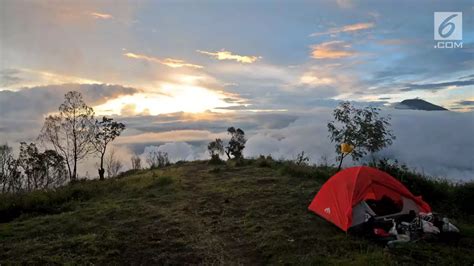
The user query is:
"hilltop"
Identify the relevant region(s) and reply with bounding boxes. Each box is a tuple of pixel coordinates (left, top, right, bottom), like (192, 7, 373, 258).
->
(0, 160, 473, 264)
(394, 99, 448, 111)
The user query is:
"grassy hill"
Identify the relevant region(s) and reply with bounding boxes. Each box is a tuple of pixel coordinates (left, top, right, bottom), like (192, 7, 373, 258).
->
(1, 160, 473, 264)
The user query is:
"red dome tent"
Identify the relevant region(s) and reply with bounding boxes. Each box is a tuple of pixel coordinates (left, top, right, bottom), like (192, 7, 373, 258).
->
(308, 166, 431, 232)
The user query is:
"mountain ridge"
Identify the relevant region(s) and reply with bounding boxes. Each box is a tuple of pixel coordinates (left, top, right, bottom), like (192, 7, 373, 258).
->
(394, 98, 448, 111)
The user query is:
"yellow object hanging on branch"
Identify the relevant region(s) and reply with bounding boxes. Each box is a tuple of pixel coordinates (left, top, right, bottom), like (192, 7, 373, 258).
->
(340, 143, 354, 154)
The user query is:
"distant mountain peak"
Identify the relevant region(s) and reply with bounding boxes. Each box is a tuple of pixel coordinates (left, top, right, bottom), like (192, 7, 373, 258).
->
(394, 98, 448, 111)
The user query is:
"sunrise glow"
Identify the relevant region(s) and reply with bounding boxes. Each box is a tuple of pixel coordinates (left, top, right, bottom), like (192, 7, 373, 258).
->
(94, 83, 236, 116)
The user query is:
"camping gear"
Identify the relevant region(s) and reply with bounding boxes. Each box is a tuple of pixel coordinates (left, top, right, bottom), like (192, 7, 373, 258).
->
(308, 166, 431, 232)
(373, 228, 390, 237)
(441, 217, 460, 233)
(422, 219, 440, 234)
(387, 233, 410, 248)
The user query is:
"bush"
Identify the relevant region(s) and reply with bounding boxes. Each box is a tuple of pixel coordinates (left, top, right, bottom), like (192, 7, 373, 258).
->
(453, 182, 474, 216)
(370, 159, 474, 217)
(279, 161, 335, 181)
(208, 155, 224, 165)
(226, 158, 248, 167)
(294, 151, 310, 166)
(0, 179, 124, 223)
(255, 155, 274, 168)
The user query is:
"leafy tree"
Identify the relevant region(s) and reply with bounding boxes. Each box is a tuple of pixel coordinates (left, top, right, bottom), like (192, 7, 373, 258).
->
(207, 138, 224, 161)
(327, 102, 395, 170)
(0, 144, 12, 188)
(18, 142, 41, 191)
(93, 117, 125, 180)
(1, 143, 66, 193)
(40, 149, 68, 188)
(39, 91, 95, 181)
(225, 127, 246, 160)
(18, 142, 67, 191)
(0, 144, 20, 193)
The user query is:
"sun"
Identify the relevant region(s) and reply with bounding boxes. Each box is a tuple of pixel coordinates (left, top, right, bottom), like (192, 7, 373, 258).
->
(94, 83, 238, 116)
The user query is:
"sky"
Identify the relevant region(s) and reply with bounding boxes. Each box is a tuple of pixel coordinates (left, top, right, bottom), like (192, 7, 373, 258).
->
(0, 0, 473, 180)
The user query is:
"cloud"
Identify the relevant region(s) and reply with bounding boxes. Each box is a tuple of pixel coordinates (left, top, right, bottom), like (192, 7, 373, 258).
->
(310, 22, 374, 37)
(336, 0, 353, 8)
(142, 142, 207, 164)
(311, 41, 355, 59)
(401, 78, 474, 92)
(89, 12, 113, 19)
(0, 83, 139, 142)
(0, 69, 23, 87)
(299, 72, 334, 86)
(455, 100, 474, 106)
(371, 43, 474, 84)
(243, 109, 474, 182)
(0, 68, 101, 90)
(197, 49, 261, 63)
(123, 52, 203, 69)
(116, 107, 474, 182)
(117, 130, 222, 145)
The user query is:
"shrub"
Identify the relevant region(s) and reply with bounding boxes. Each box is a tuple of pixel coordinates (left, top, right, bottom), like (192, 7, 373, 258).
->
(453, 182, 474, 216)
(208, 156, 224, 165)
(279, 161, 335, 181)
(370, 159, 473, 216)
(255, 155, 274, 168)
(226, 158, 248, 167)
(0, 179, 125, 223)
(294, 151, 310, 166)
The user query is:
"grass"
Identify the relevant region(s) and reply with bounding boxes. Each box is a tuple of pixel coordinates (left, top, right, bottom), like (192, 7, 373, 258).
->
(0, 160, 473, 264)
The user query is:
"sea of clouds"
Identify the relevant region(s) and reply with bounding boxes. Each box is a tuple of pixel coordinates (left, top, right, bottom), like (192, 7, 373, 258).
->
(133, 109, 473, 182)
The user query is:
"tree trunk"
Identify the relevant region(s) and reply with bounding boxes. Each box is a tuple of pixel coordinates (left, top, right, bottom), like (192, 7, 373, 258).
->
(337, 154, 345, 171)
(98, 152, 105, 180)
(66, 161, 73, 183)
(72, 154, 77, 182)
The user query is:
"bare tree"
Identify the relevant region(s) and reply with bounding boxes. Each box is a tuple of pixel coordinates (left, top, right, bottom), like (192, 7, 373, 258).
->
(131, 154, 141, 170)
(146, 150, 170, 169)
(92, 117, 125, 180)
(105, 148, 123, 178)
(39, 91, 95, 181)
(294, 151, 310, 166)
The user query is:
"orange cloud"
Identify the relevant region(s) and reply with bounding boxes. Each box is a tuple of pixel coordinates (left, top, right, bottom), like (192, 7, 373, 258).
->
(311, 41, 355, 59)
(90, 12, 113, 19)
(197, 49, 261, 63)
(124, 52, 203, 69)
(299, 73, 334, 85)
(310, 22, 374, 37)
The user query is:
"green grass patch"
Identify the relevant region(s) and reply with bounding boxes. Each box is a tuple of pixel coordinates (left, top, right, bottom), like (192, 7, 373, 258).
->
(1, 161, 473, 264)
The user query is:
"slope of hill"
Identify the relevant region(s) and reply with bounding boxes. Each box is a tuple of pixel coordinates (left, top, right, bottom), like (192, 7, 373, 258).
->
(0, 161, 473, 264)
(394, 99, 448, 111)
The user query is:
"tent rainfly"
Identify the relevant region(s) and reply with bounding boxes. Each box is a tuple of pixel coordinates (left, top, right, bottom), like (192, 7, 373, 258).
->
(308, 166, 431, 232)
